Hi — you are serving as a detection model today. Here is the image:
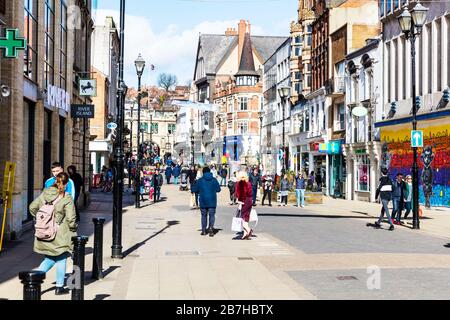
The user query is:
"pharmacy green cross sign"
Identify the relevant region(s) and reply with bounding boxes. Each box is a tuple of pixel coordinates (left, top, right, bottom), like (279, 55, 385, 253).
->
(0, 29, 27, 59)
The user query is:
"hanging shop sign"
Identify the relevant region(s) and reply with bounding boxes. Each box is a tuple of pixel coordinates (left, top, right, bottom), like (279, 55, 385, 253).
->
(0, 29, 27, 59)
(47, 85, 71, 113)
(79, 79, 97, 97)
(71, 104, 95, 118)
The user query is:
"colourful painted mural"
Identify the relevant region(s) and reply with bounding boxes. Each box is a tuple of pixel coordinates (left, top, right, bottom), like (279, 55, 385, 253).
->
(380, 117, 450, 208)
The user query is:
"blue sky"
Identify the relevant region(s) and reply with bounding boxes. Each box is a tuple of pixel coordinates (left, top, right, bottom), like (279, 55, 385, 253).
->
(95, 0, 297, 88)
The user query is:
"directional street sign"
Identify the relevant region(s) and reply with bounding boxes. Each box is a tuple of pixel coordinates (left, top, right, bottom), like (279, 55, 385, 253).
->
(411, 130, 424, 148)
(0, 29, 27, 59)
(107, 123, 118, 130)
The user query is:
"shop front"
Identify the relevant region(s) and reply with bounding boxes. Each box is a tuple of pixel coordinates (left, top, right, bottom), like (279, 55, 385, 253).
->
(343, 142, 382, 203)
(326, 140, 345, 198)
(376, 112, 450, 208)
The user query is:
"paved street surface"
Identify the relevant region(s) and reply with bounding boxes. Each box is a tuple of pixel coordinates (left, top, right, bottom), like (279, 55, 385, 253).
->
(1, 185, 450, 300)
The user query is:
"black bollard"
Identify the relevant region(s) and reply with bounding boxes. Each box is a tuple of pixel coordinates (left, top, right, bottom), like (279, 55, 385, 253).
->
(92, 218, 106, 280)
(19, 271, 46, 300)
(71, 236, 89, 300)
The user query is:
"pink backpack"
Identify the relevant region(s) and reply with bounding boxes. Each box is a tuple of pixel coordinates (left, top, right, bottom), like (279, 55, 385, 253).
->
(34, 194, 64, 241)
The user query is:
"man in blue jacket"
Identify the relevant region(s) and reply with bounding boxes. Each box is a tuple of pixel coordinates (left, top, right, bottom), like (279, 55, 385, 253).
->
(191, 167, 221, 237)
(44, 162, 75, 200)
(172, 164, 181, 185)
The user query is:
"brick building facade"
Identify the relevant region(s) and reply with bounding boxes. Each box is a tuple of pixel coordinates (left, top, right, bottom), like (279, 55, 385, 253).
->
(0, 0, 93, 240)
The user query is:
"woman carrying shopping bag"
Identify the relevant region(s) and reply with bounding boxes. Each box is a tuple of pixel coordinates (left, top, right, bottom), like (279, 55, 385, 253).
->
(235, 171, 253, 240)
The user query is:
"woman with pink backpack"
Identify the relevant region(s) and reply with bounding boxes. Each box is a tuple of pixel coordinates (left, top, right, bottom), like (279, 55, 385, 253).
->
(29, 172, 78, 295)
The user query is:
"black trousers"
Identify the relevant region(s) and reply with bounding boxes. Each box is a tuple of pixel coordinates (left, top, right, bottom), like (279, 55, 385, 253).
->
(74, 194, 80, 222)
(281, 196, 288, 205)
(229, 191, 236, 204)
(154, 187, 161, 202)
(262, 190, 272, 205)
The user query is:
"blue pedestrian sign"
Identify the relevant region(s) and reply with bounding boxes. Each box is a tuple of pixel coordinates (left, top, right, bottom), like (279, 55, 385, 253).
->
(411, 130, 424, 148)
(278, 149, 284, 161)
(107, 122, 118, 130)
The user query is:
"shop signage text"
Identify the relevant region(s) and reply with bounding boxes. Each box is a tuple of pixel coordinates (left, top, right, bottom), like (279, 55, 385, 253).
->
(47, 85, 71, 113)
(71, 104, 95, 118)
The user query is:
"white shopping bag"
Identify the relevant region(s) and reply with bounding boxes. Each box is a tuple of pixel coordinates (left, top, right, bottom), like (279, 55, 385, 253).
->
(232, 217, 243, 232)
(249, 209, 258, 227)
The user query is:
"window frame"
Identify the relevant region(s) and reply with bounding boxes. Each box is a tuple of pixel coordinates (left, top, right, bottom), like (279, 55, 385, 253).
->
(356, 155, 370, 192)
(238, 96, 248, 111)
(24, 0, 39, 82)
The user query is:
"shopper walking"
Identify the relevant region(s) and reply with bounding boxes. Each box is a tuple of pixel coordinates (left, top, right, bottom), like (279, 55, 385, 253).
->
(30, 172, 77, 295)
(172, 164, 181, 185)
(235, 171, 253, 240)
(261, 173, 273, 207)
(403, 175, 413, 219)
(191, 167, 221, 237)
(227, 172, 237, 205)
(219, 166, 228, 187)
(249, 168, 261, 207)
(152, 168, 164, 203)
(279, 174, 290, 207)
(165, 165, 173, 184)
(374, 168, 395, 231)
(45, 162, 75, 199)
(295, 172, 307, 208)
(392, 173, 405, 225)
(67, 165, 83, 222)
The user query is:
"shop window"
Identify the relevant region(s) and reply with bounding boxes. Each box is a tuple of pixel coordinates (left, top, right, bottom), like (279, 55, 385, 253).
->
(357, 155, 370, 192)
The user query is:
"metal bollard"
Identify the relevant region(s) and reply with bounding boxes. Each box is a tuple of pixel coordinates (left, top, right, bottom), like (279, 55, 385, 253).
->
(71, 236, 89, 301)
(19, 271, 46, 300)
(92, 218, 106, 280)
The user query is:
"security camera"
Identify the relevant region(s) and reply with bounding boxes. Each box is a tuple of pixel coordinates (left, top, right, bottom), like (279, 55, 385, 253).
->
(1, 85, 10, 98)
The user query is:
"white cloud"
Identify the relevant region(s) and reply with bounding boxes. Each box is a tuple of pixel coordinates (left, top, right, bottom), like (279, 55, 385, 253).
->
(94, 10, 266, 87)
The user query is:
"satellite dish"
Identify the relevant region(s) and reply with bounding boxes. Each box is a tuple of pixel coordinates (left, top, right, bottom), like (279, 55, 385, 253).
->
(352, 106, 368, 117)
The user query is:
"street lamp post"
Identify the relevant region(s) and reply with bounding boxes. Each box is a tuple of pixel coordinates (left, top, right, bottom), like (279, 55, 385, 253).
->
(258, 110, 264, 169)
(397, 2, 428, 230)
(134, 53, 146, 209)
(128, 103, 135, 189)
(112, 0, 126, 259)
(190, 119, 195, 166)
(278, 86, 291, 174)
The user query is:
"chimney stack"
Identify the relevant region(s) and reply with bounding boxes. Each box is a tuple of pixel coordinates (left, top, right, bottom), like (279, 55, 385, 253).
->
(225, 27, 237, 36)
(238, 20, 250, 66)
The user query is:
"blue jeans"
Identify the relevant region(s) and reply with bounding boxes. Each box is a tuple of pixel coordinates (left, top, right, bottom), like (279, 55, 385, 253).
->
(200, 208, 216, 232)
(296, 189, 305, 207)
(38, 253, 70, 287)
(220, 177, 226, 186)
(392, 197, 403, 222)
(379, 199, 394, 226)
(252, 186, 258, 204)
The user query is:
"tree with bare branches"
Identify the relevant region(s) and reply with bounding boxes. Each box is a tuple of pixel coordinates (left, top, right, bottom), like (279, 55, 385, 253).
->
(157, 73, 178, 92)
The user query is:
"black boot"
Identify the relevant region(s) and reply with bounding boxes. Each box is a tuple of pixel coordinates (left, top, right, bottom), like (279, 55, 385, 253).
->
(55, 287, 69, 295)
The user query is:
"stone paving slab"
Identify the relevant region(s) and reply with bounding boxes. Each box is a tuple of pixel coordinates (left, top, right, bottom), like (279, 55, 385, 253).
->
(2, 185, 450, 300)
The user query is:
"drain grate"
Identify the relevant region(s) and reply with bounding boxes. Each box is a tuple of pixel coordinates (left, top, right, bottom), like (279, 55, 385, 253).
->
(165, 251, 200, 256)
(237, 257, 254, 261)
(337, 276, 358, 281)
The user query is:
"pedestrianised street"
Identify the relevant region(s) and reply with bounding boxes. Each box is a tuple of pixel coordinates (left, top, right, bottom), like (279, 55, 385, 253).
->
(1, 185, 450, 300)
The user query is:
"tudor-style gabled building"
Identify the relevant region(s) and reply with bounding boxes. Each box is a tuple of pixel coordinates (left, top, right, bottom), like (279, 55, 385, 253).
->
(186, 20, 287, 167)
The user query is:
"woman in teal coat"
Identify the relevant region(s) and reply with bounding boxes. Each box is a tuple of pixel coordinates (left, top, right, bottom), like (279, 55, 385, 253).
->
(403, 175, 414, 219)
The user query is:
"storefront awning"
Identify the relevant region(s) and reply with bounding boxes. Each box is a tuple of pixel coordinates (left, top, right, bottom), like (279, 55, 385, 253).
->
(375, 109, 450, 128)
